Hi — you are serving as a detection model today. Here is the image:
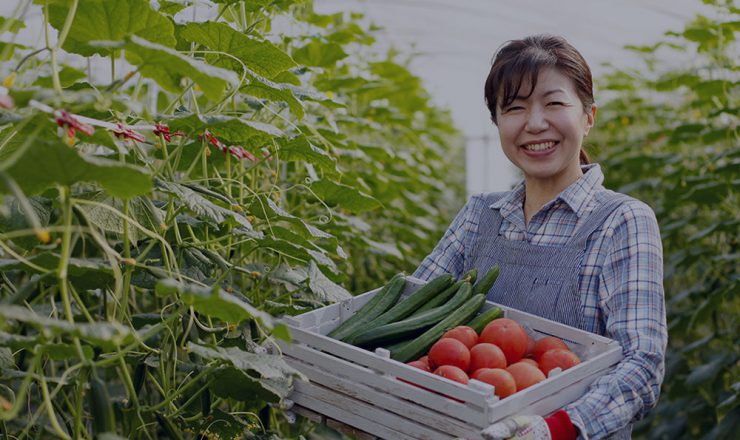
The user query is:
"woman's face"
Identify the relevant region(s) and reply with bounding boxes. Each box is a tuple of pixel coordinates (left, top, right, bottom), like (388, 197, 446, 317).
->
(495, 67, 595, 187)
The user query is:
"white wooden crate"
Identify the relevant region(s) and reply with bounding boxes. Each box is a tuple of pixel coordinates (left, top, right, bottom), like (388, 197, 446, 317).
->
(279, 276, 623, 440)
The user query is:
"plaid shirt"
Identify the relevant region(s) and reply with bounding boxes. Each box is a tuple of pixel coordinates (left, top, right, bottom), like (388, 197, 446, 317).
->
(414, 164, 667, 439)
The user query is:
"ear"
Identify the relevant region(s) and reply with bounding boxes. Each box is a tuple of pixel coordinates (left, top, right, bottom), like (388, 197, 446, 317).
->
(584, 104, 597, 136)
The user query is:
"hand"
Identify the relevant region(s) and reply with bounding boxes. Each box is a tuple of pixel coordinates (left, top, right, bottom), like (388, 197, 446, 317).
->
(481, 415, 551, 440)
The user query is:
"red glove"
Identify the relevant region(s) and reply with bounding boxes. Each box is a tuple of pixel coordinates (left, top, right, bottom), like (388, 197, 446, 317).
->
(545, 410, 577, 440)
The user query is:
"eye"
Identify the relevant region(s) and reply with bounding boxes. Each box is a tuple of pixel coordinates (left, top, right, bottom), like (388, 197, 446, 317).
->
(547, 101, 565, 107)
(503, 105, 524, 113)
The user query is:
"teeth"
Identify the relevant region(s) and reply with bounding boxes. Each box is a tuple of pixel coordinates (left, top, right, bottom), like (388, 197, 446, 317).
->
(524, 142, 555, 151)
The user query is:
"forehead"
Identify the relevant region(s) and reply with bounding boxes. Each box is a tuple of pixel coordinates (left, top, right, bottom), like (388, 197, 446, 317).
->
(515, 68, 577, 98)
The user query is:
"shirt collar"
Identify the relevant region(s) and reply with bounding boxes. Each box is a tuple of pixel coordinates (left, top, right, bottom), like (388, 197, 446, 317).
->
(489, 163, 604, 219)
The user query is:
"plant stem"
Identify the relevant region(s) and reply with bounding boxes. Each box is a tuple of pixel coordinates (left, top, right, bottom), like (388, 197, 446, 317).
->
(119, 198, 133, 321)
(43, 3, 62, 95)
(39, 368, 72, 440)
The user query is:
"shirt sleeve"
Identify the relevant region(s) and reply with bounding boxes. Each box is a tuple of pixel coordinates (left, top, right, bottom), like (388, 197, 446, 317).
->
(565, 201, 667, 439)
(412, 194, 483, 281)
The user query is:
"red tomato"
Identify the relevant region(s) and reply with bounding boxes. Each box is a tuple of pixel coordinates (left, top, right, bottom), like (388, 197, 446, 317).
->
(479, 318, 529, 365)
(471, 368, 517, 398)
(442, 326, 479, 349)
(531, 336, 570, 362)
(469, 343, 507, 373)
(538, 349, 581, 376)
(506, 361, 546, 391)
(407, 360, 431, 372)
(428, 338, 470, 372)
(433, 365, 469, 384)
(518, 358, 539, 368)
(418, 355, 430, 366)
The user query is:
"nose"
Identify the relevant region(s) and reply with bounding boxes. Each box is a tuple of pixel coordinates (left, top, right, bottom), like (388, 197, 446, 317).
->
(525, 107, 548, 133)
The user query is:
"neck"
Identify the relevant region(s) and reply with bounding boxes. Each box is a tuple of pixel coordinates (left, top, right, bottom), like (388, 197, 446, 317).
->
(523, 166, 584, 223)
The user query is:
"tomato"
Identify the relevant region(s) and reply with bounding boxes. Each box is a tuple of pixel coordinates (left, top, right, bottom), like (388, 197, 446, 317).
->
(518, 358, 539, 368)
(442, 326, 479, 349)
(428, 338, 470, 372)
(479, 318, 529, 365)
(538, 348, 581, 376)
(531, 336, 570, 362)
(433, 365, 469, 384)
(471, 368, 517, 398)
(469, 343, 507, 373)
(407, 360, 431, 372)
(506, 361, 546, 391)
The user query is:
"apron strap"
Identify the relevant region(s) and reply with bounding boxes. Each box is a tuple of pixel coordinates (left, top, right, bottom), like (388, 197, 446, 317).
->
(570, 193, 632, 249)
(480, 192, 508, 236)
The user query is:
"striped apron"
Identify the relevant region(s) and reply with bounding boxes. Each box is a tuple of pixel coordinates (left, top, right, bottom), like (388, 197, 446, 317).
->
(464, 191, 632, 439)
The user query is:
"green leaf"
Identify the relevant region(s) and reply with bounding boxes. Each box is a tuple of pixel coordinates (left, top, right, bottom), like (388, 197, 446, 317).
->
(157, 0, 188, 15)
(242, 75, 305, 119)
(165, 113, 283, 145)
(0, 138, 152, 199)
(306, 260, 351, 303)
(0, 305, 134, 350)
(179, 21, 296, 79)
(124, 35, 238, 101)
(685, 352, 732, 387)
(0, 17, 26, 33)
(46, 343, 94, 361)
(33, 66, 87, 88)
(47, 0, 176, 57)
(155, 180, 252, 230)
(257, 235, 337, 273)
(0, 254, 114, 290)
(249, 194, 335, 241)
(155, 279, 271, 325)
(195, 408, 251, 439)
(76, 192, 164, 243)
(310, 179, 381, 213)
(292, 40, 348, 68)
(277, 135, 339, 175)
(187, 342, 304, 392)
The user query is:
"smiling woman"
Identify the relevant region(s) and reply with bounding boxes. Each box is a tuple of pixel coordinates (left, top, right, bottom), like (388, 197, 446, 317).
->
(413, 34, 667, 440)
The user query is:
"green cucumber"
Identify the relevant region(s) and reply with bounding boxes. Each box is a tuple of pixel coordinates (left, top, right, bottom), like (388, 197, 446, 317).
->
(88, 371, 116, 434)
(352, 282, 473, 346)
(465, 306, 503, 334)
(345, 274, 454, 343)
(473, 265, 500, 296)
(329, 274, 406, 341)
(463, 268, 478, 285)
(390, 293, 486, 363)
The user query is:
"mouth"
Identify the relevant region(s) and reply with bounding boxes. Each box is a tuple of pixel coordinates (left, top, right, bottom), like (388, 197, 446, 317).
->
(521, 141, 558, 153)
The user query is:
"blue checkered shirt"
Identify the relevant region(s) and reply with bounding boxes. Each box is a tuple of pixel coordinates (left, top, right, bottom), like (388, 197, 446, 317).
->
(414, 164, 667, 439)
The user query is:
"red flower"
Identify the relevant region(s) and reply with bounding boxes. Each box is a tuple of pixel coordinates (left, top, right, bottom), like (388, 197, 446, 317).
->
(54, 110, 95, 138)
(153, 122, 186, 142)
(111, 122, 146, 143)
(200, 130, 256, 162)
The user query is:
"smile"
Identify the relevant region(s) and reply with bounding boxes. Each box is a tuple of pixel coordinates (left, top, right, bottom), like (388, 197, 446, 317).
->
(522, 141, 557, 152)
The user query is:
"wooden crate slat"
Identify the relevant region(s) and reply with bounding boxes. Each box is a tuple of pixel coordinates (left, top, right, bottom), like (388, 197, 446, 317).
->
(281, 331, 492, 406)
(287, 355, 489, 435)
(293, 380, 456, 440)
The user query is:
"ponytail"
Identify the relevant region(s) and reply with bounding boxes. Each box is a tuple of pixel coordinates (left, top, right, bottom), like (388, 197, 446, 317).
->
(579, 149, 590, 165)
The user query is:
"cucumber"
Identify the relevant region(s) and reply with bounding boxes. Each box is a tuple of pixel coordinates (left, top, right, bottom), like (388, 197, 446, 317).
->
(463, 268, 478, 285)
(466, 306, 503, 334)
(329, 274, 406, 341)
(390, 293, 486, 363)
(88, 371, 116, 434)
(473, 265, 500, 296)
(352, 282, 472, 346)
(345, 274, 454, 343)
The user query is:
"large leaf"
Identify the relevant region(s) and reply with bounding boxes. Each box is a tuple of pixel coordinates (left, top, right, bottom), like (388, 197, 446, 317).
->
(291, 39, 347, 68)
(310, 179, 382, 213)
(0, 253, 114, 290)
(165, 113, 283, 145)
(179, 21, 296, 78)
(306, 260, 351, 303)
(155, 279, 271, 325)
(277, 135, 339, 175)
(0, 305, 134, 350)
(124, 36, 238, 101)
(47, 0, 176, 57)
(188, 342, 303, 394)
(0, 138, 151, 199)
(155, 180, 252, 230)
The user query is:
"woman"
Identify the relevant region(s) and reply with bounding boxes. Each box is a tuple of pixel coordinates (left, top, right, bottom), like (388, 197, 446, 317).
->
(414, 35, 667, 440)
